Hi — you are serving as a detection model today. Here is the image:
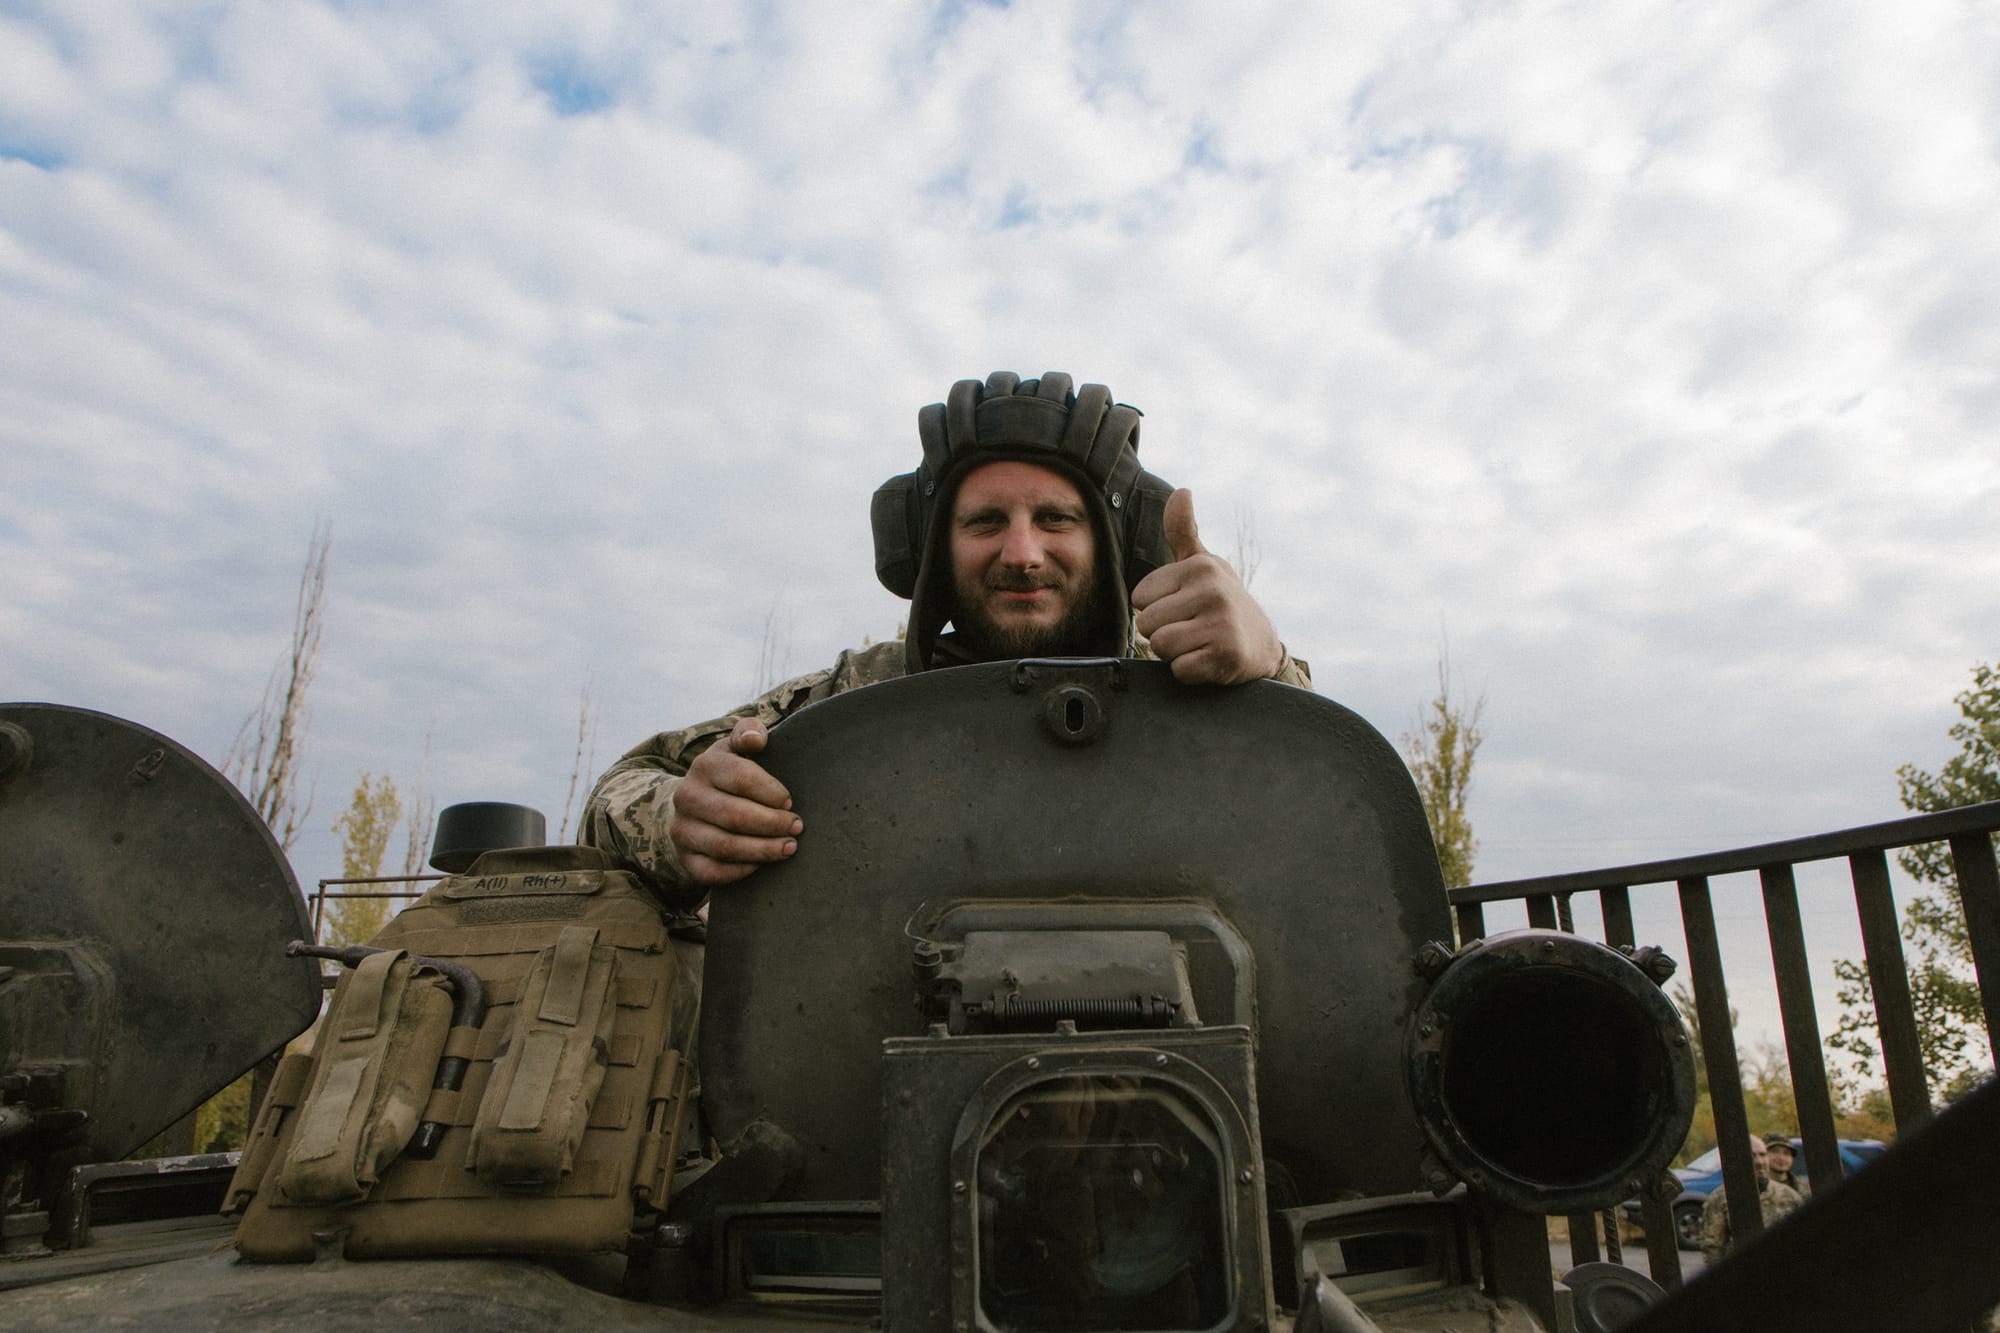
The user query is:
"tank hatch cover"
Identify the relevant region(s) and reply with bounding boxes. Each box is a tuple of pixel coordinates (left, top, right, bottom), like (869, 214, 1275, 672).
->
(0, 703, 321, 1162)
(702, 659, 1450, 1206)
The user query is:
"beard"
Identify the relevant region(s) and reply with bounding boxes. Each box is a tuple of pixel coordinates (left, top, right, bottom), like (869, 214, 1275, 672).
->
(953, 567, 1119, 660)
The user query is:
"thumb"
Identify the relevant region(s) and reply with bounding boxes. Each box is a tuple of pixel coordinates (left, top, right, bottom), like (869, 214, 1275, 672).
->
(728, 716, 769, 753)
(1163, 487, 1206, 563)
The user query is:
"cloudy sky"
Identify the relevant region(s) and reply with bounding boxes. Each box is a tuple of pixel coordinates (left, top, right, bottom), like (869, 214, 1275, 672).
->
(6, 1, 1996, 1062)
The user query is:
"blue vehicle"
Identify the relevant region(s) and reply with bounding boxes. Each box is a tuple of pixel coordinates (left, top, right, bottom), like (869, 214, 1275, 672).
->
(1651, 1138, 1888, 1249)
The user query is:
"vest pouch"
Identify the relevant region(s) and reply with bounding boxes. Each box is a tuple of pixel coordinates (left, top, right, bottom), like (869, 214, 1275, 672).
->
(223, 1050, 315, 1214)
(469, 924, 619, 1190)
(276, 949, 454, 1207)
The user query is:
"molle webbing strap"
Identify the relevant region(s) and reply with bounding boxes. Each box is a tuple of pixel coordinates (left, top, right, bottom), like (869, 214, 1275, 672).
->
(375, 1155, 627, 1202)
(480, 971, 658, 1011)
(337, 948, 396, 1041)
(632, 1047, 691, 1206)
(384, 917, 666, 959)
(537, 924, 597, 1025)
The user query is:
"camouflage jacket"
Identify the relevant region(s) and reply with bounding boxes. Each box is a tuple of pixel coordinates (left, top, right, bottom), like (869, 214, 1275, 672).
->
(582, 636, 1312, 909)
(1698, 1179, 1803, 1265)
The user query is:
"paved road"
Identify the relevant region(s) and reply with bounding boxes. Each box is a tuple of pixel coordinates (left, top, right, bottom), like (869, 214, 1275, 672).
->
(1549, 1237, 1706, 1285)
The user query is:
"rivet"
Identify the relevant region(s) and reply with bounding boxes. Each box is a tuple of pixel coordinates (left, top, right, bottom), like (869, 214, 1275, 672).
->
(1109, 492, 1122, 508)
(1238, 1168, 1254, 1185)
(1153, 1053, 1168, 1067)
(924, 479, 936, 496)
(1419, 1024, 1433, 1038)
(1026, 1056, 1041, 1070)
(952, 1180, 967, 1195)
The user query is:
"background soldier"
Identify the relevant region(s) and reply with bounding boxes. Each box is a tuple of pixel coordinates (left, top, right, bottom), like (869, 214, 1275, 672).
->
(1700, 1133, 1804, 1265)
(1764, 1132, 1807, 1198)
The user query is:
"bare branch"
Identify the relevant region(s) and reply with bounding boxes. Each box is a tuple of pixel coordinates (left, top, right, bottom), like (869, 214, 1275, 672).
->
(225, 521, 330, 851)
(558, 676, 595, 843)
(754, 597, 796, 696)
(402, 729, 437, 878)
(1231, 501, 1261, 589)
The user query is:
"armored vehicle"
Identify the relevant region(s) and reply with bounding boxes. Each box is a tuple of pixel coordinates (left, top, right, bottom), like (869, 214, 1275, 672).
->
(3, 666, 1994, 1330)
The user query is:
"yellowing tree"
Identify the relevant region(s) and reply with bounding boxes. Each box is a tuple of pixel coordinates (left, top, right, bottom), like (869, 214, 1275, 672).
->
(1402, 654, 1485, 889)
(328, 772, 402, 946)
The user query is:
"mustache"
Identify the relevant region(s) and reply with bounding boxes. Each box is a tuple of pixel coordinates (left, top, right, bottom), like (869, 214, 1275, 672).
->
(985, 571, 1062, 592)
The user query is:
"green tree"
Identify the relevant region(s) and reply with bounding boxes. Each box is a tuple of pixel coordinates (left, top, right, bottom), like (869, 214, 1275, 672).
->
(1402, 654, 1485, 888)
(327, 772, 402, 946)
(1829, 661, 1998, 1102)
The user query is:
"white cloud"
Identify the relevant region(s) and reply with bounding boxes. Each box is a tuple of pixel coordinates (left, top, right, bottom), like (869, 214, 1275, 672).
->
(3, 1, 1997, 1056)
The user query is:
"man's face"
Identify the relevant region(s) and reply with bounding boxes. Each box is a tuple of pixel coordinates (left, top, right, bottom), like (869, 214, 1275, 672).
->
(949, 461, 1104, 659)
(1751, 1137, 1770, 1184)
(1766, 1142, 1794, 1175)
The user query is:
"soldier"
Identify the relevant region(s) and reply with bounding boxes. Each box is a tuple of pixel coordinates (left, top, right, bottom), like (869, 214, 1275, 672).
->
(584, 371, 1310, 904)
(1699, 1133, 1804, 1265)
(1763, 1132, 1807, 1198)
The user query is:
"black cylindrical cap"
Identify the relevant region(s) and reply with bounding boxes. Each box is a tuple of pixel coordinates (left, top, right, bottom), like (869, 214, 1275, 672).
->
(430, 801, 547, 873)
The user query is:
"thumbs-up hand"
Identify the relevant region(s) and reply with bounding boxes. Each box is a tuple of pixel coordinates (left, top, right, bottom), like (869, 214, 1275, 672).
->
(1131, 488, 1285, 685)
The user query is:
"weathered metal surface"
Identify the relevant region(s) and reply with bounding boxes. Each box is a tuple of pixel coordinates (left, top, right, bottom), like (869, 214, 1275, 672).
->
(1758, 864, 1843, 1196)
(1848, 849, 1932, 1132)
(1948, 830, 2000, 1063)
(1405, 931, 1694, 1216)
(0, 703, 320, 1166)
(703, 659, 1451, 1207)
(1672, 875, 1761, 1250)
(880, 1025, 1267, 1332)
(1452, 900, 1485, 945)
(0, 1250, 873, 1330)
(1455, 798, 2000, 904)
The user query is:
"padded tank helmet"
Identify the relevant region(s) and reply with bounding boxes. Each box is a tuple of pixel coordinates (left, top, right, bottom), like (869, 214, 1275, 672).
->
(871, 371, 1177, 673)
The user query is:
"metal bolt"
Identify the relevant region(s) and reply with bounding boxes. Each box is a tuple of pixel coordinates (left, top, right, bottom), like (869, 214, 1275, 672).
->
(952, 1180, 967, 1195)
(1419, 1024, 1434, 1038)
(0, 722, 31, 783)
(1238, 1168, 1254, 1185)
(1674, 1033, 1687, 1046)
(1026, 1056, 1040, 1070)
(1153, 1053, 1168, 1068)
(1110, 492, 1123, 508)
(1542, 939, 1557, 953)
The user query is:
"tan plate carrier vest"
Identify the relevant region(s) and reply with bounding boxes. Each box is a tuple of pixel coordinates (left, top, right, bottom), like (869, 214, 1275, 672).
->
(226, 845, 694, 1260)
